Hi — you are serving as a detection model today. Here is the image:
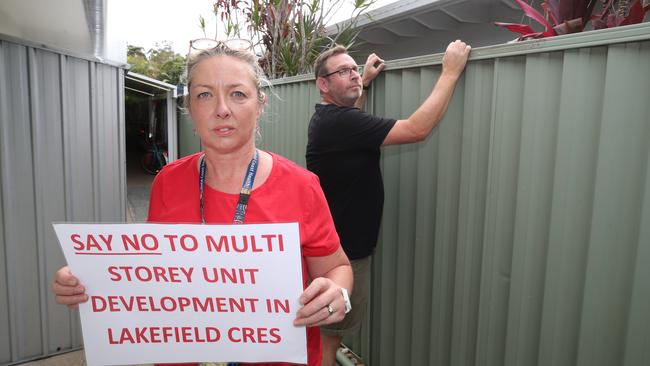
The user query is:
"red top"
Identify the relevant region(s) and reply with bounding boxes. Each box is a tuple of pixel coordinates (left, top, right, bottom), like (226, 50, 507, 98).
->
(148, 152, 340, 366)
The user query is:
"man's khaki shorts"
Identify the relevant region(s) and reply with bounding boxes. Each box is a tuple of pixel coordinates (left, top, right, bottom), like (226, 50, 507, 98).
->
(320, 256, 371, 337)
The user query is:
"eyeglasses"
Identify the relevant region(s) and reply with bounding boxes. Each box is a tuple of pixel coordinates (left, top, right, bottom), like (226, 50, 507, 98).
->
(321, 65, 360, 79)
(188, 38, 253, 55)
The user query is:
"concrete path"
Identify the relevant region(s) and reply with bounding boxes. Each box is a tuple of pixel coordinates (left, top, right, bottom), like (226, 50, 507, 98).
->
(18, 350, 152, 366)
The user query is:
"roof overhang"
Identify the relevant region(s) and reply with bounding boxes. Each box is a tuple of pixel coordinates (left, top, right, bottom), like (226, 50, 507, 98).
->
(0, 0, 126, 65)
(328, 0, 524, 60)
(125, 72, 177, 98)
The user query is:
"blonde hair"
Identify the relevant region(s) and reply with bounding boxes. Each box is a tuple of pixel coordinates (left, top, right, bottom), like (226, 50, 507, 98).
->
(184, 46, 269, 108)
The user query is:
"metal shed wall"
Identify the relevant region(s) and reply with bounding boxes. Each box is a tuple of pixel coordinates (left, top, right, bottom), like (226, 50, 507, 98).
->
(260, 22, 650, 366)
(178, 109, 201, 158)
(0, 36, 126, 365)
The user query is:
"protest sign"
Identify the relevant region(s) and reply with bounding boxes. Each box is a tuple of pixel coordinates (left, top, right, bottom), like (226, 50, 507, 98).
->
(53, 222, 306, 365)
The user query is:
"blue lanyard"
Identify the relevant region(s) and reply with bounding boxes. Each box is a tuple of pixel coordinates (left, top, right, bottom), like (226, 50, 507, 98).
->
(199, 149, 259, 224)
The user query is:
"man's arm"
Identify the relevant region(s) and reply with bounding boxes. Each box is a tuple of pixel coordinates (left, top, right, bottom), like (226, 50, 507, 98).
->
(382, 40, 471, 146)
(354, 53, 385, 109)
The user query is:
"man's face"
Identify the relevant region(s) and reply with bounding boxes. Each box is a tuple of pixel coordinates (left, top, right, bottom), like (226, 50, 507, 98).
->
(319, 53, 363, 107)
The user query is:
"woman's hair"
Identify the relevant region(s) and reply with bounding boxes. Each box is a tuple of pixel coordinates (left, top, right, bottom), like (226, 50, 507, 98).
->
(183, 45, 269, 108)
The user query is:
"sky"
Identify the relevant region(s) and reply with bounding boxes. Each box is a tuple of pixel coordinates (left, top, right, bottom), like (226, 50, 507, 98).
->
(110, 0, 399, 56)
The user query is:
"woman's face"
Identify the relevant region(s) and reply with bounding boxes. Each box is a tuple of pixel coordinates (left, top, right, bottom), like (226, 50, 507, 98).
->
(188, 55, 264, 155)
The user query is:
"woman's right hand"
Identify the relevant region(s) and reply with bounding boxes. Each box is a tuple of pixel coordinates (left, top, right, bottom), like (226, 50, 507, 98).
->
(52, 266, 88, 309)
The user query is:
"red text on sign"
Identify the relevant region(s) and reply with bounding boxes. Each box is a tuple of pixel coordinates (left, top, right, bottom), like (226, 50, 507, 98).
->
(227, 327, 282, 344)
(91, 295, 259, 313)
(163, 234, 199, 252)
(107, 266, 193, 283)
(71, 234, 113, 251)
(108, 326, 220, 344)
(205, 234, 285, 253)
(121, 234, 159, 251)
(202, 267, 258, 284)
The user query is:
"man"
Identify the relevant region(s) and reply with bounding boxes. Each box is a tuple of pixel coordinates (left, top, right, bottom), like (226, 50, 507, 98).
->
(306, 40, 471, 366)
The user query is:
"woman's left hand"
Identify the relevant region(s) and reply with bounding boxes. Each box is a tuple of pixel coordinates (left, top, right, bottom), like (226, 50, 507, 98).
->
(293, 277, 347, 327)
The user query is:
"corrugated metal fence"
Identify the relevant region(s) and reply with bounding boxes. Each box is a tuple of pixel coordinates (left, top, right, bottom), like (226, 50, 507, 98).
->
(0, 36, 126, 365)
(257, 23, 650, 366)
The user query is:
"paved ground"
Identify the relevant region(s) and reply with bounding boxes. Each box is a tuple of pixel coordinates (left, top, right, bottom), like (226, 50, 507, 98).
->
(21, 350, 235, 366)
(20, 350, 153, 366)
(127, 185, 152, 222)
(126, 151, 155, 223)
(19, 350, 86, 366)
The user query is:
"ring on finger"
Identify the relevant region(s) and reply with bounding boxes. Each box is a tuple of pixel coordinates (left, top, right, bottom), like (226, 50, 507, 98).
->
(326, 304, 335, 316)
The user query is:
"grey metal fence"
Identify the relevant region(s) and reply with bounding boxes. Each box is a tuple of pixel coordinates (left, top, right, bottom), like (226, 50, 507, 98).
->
(0, 36, 126, 365)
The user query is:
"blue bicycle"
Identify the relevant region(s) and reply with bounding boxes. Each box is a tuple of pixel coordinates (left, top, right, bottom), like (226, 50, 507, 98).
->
(140, 132, 167, 175)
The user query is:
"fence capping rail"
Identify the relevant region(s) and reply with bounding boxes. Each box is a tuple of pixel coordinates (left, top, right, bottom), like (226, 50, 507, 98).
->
(270, 21, 650, 86)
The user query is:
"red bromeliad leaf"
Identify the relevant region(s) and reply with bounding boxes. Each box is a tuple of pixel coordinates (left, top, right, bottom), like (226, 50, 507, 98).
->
(591, 0, 647, 28)
(555, 0, 573, 21)
(561, 0, 582, 21)
(545, 0, 559, 14)
(590, 0, 614, 29)
(591, 18, 608, 29)
(514, 0, 557, 36)
(606, 13, 620, 27)
(494, 22, 537, 35)
(520, 31, 546, 40)
(542, 2, 560, 24)
(621, 0, 647, 26)
(545, 0, 594, 30)
(593, 0, 615, 19)
(553, 18, 583, 34)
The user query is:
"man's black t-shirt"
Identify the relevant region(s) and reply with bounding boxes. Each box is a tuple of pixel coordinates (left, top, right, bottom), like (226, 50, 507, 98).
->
(306, 104, 396, 259)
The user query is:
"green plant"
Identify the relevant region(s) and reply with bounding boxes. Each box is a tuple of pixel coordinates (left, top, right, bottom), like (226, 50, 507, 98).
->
(495, 0, 649, 40)
(206, 0, 375, 78)
(127, 42, 186, 85)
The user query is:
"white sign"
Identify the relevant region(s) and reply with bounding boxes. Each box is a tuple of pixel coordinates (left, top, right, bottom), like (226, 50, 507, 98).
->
(53, 223, 307, 366)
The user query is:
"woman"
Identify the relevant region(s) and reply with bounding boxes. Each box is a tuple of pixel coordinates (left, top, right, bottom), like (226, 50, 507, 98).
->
(52, 42, 353, 366)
